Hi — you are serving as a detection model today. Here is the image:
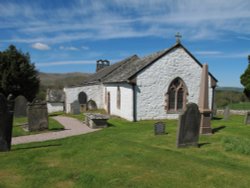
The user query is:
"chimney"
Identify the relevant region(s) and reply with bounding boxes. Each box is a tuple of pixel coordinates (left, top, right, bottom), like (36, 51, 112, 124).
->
(96, 59, 110, 72)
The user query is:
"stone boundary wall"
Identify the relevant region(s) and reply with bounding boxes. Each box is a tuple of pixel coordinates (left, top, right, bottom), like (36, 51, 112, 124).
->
(217, 109, 249, 115)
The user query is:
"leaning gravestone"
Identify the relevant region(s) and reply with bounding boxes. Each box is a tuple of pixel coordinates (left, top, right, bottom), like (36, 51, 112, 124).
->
(223, 106, 230, 120)
(177, 103, 201, 148)
(70, 100, 80, 114)
(87, 100, 97, 110)
(14, 95, 28, 117)
(27, 99, 48, 131)
(154, 122, 166, 135)
(0, 93, 15, 152)
(244, 111, 250, 125)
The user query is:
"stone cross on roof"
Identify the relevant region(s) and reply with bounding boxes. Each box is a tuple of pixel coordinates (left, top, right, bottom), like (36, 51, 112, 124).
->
(175, 32, 182, 43)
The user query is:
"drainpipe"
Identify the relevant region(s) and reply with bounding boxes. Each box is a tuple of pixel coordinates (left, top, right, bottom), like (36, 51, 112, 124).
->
(132, 83, 137, 122)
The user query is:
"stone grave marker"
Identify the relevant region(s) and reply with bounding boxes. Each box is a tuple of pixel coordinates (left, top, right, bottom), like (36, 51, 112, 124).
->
(244, 111, 250, 125)
(0, 93, 15, 152)
(85, 113, 109, 129)
(14, 95, 28, 117)
(177, 103, 201, 148)
(223, 106, 230, 120)
(87, 100, 97, 110)
(27, 99, 48, 131)
(70, 100, 80, 114)
(154, 122, 166, 135)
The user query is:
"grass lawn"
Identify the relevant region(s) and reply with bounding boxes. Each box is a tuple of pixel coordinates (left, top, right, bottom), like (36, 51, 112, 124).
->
(228, 102, 250, 110)
(12, 116, 64, 137)
(1, 115, 250, 187)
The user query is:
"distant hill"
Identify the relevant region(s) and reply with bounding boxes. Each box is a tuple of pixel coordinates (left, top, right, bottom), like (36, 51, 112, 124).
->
(216, 87, 244, 92)
(39, 72, 92, 88)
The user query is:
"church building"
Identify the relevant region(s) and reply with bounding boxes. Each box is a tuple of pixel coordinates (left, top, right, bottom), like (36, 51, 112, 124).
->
(64, 39, 217, 121)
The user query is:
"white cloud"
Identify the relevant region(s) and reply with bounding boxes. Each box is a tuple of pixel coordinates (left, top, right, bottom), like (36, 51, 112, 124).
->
(36, 60, 96, 67)
(59, 46, 79, 51)
(195, 51, 222, 55)
(32, 42, 50, 50)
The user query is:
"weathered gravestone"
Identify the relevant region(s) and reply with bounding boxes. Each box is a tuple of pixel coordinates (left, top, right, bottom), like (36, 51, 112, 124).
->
(212, 103, 217, 118)
(0, 94, 15, 152)
(27, 99, 48, 131)
(223, 106, 230, 120)
(244, 111, 250, 125)
(154, 122, 166, 135)
(14, 95, 28, 117)
(87, 100, 97, 110)
(70, 100, 80, 114)
(177, 103, 201, 148)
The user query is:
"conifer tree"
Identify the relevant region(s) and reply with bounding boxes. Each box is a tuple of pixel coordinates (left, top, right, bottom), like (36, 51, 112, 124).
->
(0, 45, 40, 101)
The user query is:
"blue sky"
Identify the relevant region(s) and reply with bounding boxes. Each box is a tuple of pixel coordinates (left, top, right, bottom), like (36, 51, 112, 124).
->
(0, 0, 249, 87)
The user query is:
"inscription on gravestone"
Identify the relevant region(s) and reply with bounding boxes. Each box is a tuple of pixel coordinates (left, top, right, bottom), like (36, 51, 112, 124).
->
(0, 93, 15, 152)
(177, 103, 201, 148)
(154, 122, 166, 135)
(27, 99, 48, 131)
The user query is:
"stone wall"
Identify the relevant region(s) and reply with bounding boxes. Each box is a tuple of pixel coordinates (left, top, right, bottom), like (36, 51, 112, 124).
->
(136, 47, 214, 120)
(64, 84, 103, 113)
(47, 102, 64, 113)
(217, 109, 249, 115)
(105, 83, 134, 121)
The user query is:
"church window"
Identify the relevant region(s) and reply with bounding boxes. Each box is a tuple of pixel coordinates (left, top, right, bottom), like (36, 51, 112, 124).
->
(166, 78, 187, 112)
(117, 86, 121, 109)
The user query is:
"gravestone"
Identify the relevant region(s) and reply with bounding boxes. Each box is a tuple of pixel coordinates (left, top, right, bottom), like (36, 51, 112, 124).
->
(244, 111, 250, 125)
(14, 95, 28, 117)
(223, 106, 230, 120)
(0, 93, 15, 152)
(70, 100, 80, 114)
(154, 122, 166, 135)
(87, 100, 97, 110)
(177, 103, 201, 148)
(27, 99, 48, 131)
(212, 104, 217, 118)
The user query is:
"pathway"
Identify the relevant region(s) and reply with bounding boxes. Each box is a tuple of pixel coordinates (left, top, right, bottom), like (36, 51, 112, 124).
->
(12, 116, 100, 145)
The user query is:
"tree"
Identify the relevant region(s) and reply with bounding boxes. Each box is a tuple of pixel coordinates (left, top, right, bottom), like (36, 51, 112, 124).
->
(240, 55, 250, 99)
(0, 45, 40, 101)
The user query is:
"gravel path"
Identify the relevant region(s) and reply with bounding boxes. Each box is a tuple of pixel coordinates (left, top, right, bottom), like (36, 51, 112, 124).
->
(12, 116, 100, 145)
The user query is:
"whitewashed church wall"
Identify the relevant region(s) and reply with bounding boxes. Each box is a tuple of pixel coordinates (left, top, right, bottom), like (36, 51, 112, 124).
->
(47, 102, 64, 113)
(136, 47, 214, 120)
(64, 84, 103, 113)
(105, 83, 134, 121)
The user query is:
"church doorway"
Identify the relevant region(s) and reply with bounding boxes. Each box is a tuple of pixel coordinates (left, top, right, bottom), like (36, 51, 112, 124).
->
(78, 92, 87, 112)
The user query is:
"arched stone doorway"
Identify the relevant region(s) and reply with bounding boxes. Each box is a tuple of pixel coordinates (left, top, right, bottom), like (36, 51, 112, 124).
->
(78, 92, 87, 112)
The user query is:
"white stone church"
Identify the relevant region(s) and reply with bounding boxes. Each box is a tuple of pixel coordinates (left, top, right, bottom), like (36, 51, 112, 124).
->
(64, 40, 217, 121)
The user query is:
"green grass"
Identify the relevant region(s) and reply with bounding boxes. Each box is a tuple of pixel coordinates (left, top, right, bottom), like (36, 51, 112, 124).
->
(228, 102, 250, 110)
(1, 115, 250, 187)
(12, 116, 64, 137)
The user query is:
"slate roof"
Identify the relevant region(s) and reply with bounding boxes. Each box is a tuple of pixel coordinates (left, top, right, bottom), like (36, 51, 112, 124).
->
(82, 42, 217, 85)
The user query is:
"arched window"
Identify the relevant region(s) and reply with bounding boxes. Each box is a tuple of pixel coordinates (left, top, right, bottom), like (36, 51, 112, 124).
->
(165, 78, 188, 112)
(117, 86, 121, 109)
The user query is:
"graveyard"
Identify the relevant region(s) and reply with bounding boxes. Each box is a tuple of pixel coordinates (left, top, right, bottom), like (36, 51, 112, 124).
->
(0, 113, 250, 187)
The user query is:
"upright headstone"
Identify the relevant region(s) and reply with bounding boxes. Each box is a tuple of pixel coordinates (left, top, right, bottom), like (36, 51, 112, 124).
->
(0, 93, 15, 152)
(70, 100, 80, 114)
(154, 122, 166, 135)
(212, 103, 217, 118)
(223, 106, 230, 120)
(14, 95, 28, 117)
(27, 99, 48, 131)
(244, 111, 250, 125)
(177, 103, 201, 148)
(198, 64, 212, 135)
(87, 100, 97, 110)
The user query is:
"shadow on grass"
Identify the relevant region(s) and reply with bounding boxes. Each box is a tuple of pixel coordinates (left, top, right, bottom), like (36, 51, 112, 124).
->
(107, 122, 116, 127)
(198, 142, 211, 148)
(12, 143, 62, 151)
(49, 128, 66, 131)
(212, 117, 223, 120)
(212, 126, 226, 134)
